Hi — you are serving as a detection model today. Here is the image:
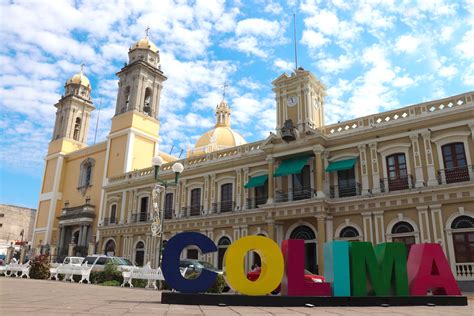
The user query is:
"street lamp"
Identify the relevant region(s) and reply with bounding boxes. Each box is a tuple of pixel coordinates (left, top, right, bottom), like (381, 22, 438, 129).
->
(150, 156, 184, 270)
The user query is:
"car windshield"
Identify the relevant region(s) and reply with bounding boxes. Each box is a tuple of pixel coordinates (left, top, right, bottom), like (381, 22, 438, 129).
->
(83, 257, 96, 265)
(114, 258, 133, 266)
(197, 261, 219, 271)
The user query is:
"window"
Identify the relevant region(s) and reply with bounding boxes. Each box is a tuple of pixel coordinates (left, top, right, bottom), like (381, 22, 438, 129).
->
(451, 216, 474, 263)
(123, 86, 131, 112)
(110, 204, 117, 224)
(78, 158, 95, 189)
(187, 248, 199, 260)
(217, 237, 231, 270)
(339, 226, 359, 240)
(135, 241, 145, 267)
(290, 225, 318, 274)
(337, 168, 356, 197)
(139, 197, 149, 222)
(190, 188, 201, 216)
(391, 221, 416, 253)
(143, 87, 152, 115)
(164, 193, 173, 219)
(220, 183, 233, 212)
(255, 181, 268, 207)
(73, 117, 81, 141)
(386, 153, 409, 191)
(292, 165, 311, 200)
(441, 143, 469, 183)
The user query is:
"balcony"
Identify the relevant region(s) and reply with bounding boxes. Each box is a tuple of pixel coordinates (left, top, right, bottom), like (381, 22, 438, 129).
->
(380, 175, 415, 192)
(164, 208, 173, 220)
(455, 262, 474, 281)
(438, 165, 472, 185)
(330, 182, 361, 198)
(182, 205, 204, 217)
(130, 212, 151, 223)
(212, 201, 236, 213)
(103, 217, 117, 226)
(246, 196, 268, 209)
(276, 187, 316, 203)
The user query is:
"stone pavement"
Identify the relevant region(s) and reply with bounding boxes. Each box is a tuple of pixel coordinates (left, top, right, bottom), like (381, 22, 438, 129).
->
(0, 278, 473, 315)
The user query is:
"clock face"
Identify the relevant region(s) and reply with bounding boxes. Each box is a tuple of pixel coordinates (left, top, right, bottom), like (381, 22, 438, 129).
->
(287, 96, 298, 107)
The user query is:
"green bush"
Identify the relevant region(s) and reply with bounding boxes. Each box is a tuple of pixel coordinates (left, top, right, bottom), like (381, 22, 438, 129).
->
(206, 274, 225, 293)
(90, 261, 123, 284)
(131, 279, 147, 288)
(29, 254, 51, 279)
(101, 280, 121, 287)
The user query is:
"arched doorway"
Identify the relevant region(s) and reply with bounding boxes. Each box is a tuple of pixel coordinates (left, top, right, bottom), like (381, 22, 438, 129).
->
(217, 237, 231, 270)
(104, 239, 116, 256)
(135, 241, 145, 266)
(289, 225, 318, 274)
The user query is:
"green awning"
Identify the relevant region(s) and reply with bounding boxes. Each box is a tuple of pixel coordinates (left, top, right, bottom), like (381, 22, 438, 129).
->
(274, 156, 310, 177)
(244, 175, 268, 188)
(325, 158, 357, 172)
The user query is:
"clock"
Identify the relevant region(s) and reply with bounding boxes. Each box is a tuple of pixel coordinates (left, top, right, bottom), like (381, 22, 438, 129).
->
(287, 95, 298, 107)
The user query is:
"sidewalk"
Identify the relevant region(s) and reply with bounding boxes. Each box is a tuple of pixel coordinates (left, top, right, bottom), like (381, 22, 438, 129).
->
(0, 278, 473, 315)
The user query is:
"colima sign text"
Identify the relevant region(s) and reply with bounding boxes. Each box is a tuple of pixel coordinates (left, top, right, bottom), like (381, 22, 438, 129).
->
(161, 232, 461, 296)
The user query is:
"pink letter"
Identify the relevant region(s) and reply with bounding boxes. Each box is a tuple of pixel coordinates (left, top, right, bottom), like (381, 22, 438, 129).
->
(281, 239, 331, 296)
(407, 243, 461, 295)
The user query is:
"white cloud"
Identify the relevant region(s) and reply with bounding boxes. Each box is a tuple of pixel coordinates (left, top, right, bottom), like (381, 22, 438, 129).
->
(439, 65, 458, 78)
(318, 54, 353, 74)
(393, 76, 415, 88)
(456, 29, 474, 59)
(236, 18, 282, 38)
(301, 30, 329, 49)
(274, 58, 294, 72)
(264, 2, 283, 14)
(396, 35, 421, 53)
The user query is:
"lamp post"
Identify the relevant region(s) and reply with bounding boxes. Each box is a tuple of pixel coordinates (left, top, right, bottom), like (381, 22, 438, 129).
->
(151, 156, 184, 270)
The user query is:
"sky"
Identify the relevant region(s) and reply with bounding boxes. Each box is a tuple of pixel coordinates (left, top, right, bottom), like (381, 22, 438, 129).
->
(0, 0, 473, 209)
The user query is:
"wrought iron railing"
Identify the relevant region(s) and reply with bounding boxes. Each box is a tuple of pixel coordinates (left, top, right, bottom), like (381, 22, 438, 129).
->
(275, 187, 316, 203)
(102, 217, 117, 226)
(246, 196, 268, 209)
(438, 165, 472, 184)
(330, 182, 362, 198)
(380, 174, 415, 192)
(182, 205, 204, 217)
(164, 208, 173, 220)
(130, 212, 151, 223)
(212, 201, 236, 213)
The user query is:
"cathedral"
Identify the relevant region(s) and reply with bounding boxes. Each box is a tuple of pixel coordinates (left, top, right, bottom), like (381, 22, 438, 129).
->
(32, 35, 474, 283)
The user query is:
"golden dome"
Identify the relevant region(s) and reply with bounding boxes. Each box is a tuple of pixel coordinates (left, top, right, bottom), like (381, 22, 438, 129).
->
(131, 36, 159, 53)
(195, 126, 246, 149)
(67, 71, 91, 89)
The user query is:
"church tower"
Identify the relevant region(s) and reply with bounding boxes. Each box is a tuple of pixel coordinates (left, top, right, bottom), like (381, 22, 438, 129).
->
(272, 67, 326, 136)
(107, 33, 166, 178)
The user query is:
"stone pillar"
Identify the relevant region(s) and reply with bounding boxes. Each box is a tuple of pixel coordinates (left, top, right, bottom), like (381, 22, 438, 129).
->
(313, 145, 325, 197)
(236, 168, 242, 210)
(369, 143, 380, 193)
(68, 243, 75, 256)
(77, 225, 84, 247)
(323, 151, 330, 196)
(49, 245, 56, 263)
(88, 242, 96, 256)
(358, 144, 370, 194)
(20, 246, 27, 263)
(267, 157, 275, 204)
(325, 216, 333, 242)
(316, 215, 326, 275)
(59, 226, 66, 250)
(410, 133, 425, 187)
(373, 211, 385, 244)
(416, 206, 432, 243)
(362, 212, 374, 243)
(120, 191, 127, 224)
(243, 167, 249, 210)
(421, 131, 438, 186)
(6, 245, 14, 264)
(429, 204, 446, 253)
(83, 225, 90, 246)
(267, 220, 275, 240)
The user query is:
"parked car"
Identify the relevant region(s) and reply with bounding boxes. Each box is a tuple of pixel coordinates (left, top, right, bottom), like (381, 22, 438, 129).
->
(247, 267, 325, 294)
(63, 256, 85, 266)
(179, 259, 222, 277)
(82, 255, 134, 272)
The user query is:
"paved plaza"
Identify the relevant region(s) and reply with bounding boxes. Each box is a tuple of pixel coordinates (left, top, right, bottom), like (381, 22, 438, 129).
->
(0, 278, 473, 315)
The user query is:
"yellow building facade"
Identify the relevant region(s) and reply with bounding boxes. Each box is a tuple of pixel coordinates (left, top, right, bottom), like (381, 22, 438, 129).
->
(33, 36, 474, 283)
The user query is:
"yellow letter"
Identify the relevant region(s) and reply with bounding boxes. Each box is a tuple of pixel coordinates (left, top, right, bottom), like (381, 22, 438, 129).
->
(224, 236, 284, 295)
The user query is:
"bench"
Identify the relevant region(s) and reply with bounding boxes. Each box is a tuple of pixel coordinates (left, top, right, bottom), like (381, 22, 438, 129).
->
(2, 262, 30, 278)
(121, 262, 165, 289)
(49, 262, 92, 284)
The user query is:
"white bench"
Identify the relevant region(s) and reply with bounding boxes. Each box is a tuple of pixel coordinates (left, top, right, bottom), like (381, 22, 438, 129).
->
(2, 262, 30, 278)
(50, 262, 92, 284)
(121, 263, 165, 289)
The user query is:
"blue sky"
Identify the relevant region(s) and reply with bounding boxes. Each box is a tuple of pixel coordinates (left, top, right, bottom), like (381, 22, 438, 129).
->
(0, 0, 473, 209)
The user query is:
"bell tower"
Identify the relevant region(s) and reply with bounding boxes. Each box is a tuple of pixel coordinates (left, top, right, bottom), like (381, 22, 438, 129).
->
(272, 67, 326, 136)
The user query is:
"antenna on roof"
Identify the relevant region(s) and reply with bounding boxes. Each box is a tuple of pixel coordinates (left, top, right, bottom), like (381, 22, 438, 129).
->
(293, 13, 298, 71)
(169, 144, 174, 155)
(178, 149, 184, 158)
(93, 98, 101, 144)
(145, 26, 150, 37)
(222, 82, 229, 101)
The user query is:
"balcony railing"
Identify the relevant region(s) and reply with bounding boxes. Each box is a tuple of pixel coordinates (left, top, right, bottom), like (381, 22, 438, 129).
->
(276, 187, 316, 203)
(438, 165, 472, 185)
(455, 262, 474, 281)
(330, 182, 362, 198)
(130, 212, 151, 223)
(182, 205, 204, 217)
(380, 174, 415, 192)
(212, 201, 236, 213)
(103, 217, 117, 226)
(246, 196, 268, 209)
(164, 208, 173, 220)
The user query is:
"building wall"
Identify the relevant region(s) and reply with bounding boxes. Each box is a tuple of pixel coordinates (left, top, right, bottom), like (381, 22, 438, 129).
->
(0, 204, 36, 250)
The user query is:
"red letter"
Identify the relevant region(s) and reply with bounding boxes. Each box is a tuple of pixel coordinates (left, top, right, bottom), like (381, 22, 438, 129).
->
(281, 239, 331, 296)
(407, 243, 461, 295)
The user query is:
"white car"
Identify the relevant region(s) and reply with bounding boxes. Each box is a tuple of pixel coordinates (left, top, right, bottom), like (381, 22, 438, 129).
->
(63, 256, 85, 266)
(82, 255, 134, 272)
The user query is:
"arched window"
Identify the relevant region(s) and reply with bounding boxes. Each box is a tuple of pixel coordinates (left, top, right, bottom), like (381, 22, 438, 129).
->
(78, 158, 95, 190)
(451, 215, 474, 263)
(143, 87, 152, 115)
(386, 153, 409, 191)
(73, 117, 81, 141)
(123, 86, 131, 112)
(220, 183, 233, 212)
(104, 239, 116, 256)
(441, 143, 469, 183)
(391, 221, 416, 252)
(217, 237, 231, 270)
(135, 241, 145, 266)
(290, 225, 318, 273)
(339, 226, 359, 240)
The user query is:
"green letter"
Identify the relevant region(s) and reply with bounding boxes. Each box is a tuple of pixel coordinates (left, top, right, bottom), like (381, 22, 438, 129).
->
(350, 242, 409, 296)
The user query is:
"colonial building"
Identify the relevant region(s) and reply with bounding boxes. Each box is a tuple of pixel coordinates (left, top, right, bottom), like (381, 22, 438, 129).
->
(33, 35, 474, 283)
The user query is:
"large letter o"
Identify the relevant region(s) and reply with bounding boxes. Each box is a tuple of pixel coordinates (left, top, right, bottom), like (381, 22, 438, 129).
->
(224, 236, 284, 295)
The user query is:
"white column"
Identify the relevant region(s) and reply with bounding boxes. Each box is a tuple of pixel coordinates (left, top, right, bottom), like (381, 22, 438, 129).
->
(430, 204, 446, 253)
(373, 211, 385, 244)
(369, 143, 381, 193)
(416, 206, 431, 243)
(325, 216, 333, 242)
(236, 168, 242, 210)
(362, 212, 374, 243)
(421, 131, 438, 186)
(45, 155, 65, 245)
(410, 133, 425, 187)
(358, 144, 370, 194)
(120, 191, 127, 224)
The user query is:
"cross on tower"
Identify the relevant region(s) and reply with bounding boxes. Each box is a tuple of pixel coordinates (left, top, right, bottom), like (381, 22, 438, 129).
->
(145, 26, 150, 37)
(80, 63, 85, 74)
(222, 82, 229, 100)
